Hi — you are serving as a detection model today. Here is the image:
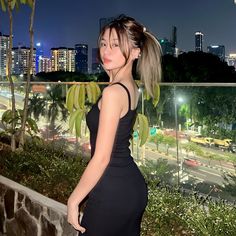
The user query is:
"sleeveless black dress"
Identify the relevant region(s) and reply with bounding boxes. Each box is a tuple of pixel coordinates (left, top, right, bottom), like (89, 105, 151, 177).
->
(80, 82, 148, 236)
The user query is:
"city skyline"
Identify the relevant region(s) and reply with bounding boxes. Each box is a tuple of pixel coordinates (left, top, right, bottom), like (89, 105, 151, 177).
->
(1, 0, 236, 57)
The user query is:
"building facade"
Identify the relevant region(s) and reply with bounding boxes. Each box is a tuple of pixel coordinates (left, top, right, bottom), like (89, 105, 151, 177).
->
(195, 31, 204, 52)
(207, 45, 225, 61)
(38, 56, 51, 73)
(75, 44, 88, 74)
(0, 33, 10, 78)
(226, 53, 236, 70)
(12, 46, 36, 75)
(51, 47, 75, 72)
(91, 48, 102, 74)
(159, 38, 175, 56)
(35, 42, 43, 74)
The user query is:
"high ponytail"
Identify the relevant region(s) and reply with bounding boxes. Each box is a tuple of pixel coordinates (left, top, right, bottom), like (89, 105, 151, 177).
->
(137, 30, 162, 98)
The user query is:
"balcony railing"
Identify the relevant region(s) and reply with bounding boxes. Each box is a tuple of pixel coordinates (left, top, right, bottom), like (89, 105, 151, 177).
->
(1, 81, 236, 203)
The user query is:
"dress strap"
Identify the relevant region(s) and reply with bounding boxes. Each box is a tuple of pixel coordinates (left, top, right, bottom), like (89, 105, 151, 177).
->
(110, 82, 131, 110)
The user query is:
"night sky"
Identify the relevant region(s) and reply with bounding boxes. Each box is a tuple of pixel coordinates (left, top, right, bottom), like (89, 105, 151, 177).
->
(1, 0, 236, 58)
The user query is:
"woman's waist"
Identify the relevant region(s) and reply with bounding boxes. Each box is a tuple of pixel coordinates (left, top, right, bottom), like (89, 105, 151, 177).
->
(108, 156, 134, 167)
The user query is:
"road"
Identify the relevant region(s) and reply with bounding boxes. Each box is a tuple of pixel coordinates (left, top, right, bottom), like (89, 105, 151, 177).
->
(132, 141, 236, 188)
(0, 90, 24, 109)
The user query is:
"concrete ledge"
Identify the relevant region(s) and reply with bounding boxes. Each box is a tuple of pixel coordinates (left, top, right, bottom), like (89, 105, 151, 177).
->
(0, 175, 78, 236)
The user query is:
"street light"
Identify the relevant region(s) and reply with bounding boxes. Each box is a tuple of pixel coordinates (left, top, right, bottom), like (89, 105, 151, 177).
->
(174, 87, 184, 187)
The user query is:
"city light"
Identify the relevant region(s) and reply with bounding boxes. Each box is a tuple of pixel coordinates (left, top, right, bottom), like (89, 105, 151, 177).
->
(36, 42, 41, 47)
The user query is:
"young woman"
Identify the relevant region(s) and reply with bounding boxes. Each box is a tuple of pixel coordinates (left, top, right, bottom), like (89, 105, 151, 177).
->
(67, 15, 162, 236)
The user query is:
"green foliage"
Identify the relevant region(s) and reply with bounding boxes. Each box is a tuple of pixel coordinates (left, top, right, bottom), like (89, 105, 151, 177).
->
(1, 109, 39, 136)
(141, 183, 236, 236)
(1, 141, 236, 235)
(0, 0, 33, 12)
(0, 140, 86, 203)
(66, 82, 101, 138)
(133, 113, 150, 147)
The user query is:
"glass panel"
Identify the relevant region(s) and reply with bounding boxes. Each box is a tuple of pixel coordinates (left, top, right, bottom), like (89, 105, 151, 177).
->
(1, 82, 236, 202)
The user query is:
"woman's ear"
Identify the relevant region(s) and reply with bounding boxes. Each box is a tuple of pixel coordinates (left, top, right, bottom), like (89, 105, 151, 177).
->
(131, 48, 141, 60)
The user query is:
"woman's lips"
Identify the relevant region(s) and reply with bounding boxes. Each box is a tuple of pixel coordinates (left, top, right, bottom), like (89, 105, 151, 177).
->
(103, 58, 111, 64)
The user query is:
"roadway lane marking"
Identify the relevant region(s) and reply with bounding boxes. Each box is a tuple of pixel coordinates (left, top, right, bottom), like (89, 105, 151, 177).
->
(200, 168, 222, 177)
(187, 170, 206, 177)
(215, 164, 235, 172)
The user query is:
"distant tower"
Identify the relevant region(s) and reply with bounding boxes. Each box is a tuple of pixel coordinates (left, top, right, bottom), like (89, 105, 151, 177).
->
(75, 44, 88, 74)
(195, 31, 204, 52)
(171, 26, 177, 48)
(35, 42, 43, 74)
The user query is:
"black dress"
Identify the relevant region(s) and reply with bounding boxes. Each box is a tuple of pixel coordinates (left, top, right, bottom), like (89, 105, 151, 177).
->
(80, 82, 148, 236)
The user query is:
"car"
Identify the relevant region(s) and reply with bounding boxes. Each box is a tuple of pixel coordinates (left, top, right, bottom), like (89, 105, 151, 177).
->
(183, 158, 201, 167)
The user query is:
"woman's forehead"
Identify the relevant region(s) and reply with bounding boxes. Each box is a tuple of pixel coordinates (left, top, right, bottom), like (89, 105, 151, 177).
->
(103, 28, 118, 39)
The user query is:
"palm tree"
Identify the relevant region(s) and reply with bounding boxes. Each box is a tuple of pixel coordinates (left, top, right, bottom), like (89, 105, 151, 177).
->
(28, 93, 47, 121)
(46, 85, 69, 139)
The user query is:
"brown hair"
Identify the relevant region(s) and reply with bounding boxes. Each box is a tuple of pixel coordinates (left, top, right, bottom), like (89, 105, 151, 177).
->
(98, 15, 162, 97)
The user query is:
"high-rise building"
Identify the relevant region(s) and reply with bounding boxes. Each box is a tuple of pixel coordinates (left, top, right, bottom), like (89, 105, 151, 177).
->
(207, 45, 225, 61)
(159, 38, 175, 56)
(35, 42, 43, 74)
(0, 32, 10, 78)
(51, 47, 75, 72)
(195, 31, 204, 52)
(170, 26, 177, 49)
(75, 44, 88, 74)
(91, 48, 102, 74)
(12, 45, 36, 75)
(226, 53, 236, 70)
(38, 56, 51, 73)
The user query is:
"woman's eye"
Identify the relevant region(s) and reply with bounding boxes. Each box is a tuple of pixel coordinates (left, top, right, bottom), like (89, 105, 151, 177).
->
(100, 42, 106, 47)
(112, 43, 119, 47)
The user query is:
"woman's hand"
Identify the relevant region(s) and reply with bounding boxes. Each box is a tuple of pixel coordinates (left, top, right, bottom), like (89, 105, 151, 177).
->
(67, 200, 86, 234)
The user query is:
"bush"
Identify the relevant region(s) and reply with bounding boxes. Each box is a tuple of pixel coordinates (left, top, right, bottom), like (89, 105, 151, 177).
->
(1, 141, 236, 235)
(0, 140, 86, 203)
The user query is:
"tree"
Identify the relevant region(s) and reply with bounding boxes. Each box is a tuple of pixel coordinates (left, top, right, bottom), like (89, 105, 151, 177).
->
(19, 0, 35, 148)
(1, 0, 35, 151)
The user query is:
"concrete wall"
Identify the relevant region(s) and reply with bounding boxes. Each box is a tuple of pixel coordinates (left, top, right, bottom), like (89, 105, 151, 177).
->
(0, 175, 78, 236)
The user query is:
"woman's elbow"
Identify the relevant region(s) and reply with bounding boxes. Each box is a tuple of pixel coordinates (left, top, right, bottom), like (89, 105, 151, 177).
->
(93, 153, 110, 167)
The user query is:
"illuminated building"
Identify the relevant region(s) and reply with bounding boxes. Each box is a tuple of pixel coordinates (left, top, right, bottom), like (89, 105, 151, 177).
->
(0, 32, 10, 78)
(38, 56, 51, 72)
(195, 31, 204, 52)
(12, 45, 36, 75)
(226, 53, 236, 70)
(35, 42, 43, 73)
(51, 47, 75, 72)
(159, 38, 175, 55)
(207, 45, 225, 61)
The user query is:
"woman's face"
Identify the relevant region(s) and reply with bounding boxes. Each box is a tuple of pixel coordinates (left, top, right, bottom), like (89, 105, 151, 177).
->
(99, 28, 127, 71)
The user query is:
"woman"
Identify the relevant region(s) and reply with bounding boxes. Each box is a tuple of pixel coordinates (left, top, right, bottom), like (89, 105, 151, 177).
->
(67, 15, 162, 236)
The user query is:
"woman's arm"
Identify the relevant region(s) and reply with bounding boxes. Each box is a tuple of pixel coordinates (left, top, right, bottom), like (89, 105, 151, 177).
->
(67, 85, 123, 231)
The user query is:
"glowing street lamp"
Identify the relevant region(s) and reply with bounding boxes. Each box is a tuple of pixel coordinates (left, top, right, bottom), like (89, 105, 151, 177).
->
(174, 88, 185, 187)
